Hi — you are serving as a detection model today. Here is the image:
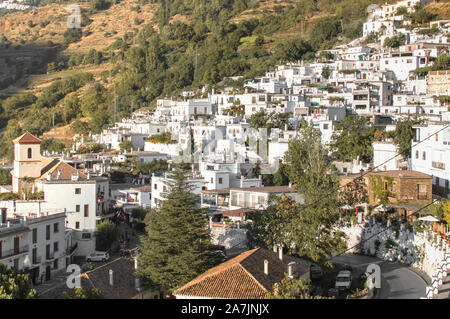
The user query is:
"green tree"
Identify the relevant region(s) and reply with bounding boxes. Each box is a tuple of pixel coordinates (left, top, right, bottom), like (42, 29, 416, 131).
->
(0, 168, 12, 185)
(95, 220, 119, 251)
(330, 116, 375, 163)
(248, 123, 346, 262)
(321, 66, 331, 79)
(0, 264, 36, 299)
(392, 118, 422, 160)
(266, 274, 332, 299)
(119, 140, 133, 153)
(135, 166, 219, 292)
(283, 122, 346, 261)
(63, 287, 103, 299)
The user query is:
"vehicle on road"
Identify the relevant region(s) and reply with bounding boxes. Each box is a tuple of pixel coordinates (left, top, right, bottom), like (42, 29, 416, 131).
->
(335, 270, 352, 290)
(310, 264, 323, 281)
(86, 251, 110, 262)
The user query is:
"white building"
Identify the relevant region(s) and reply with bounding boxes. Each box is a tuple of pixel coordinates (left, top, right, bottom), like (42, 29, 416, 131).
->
(0, 207, 67, 284)
(410, 122, 450, 198)
(372, 141, 406, 171)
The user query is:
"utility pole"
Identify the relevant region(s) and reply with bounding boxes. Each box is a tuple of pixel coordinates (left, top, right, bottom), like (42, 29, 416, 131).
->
(194, 44, 199, 82)
(114, 83, 117, 123)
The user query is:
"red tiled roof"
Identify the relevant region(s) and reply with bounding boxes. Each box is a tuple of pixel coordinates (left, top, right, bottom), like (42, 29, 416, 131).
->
(13, 132, 41, 144)
(174, 248, 311, 299)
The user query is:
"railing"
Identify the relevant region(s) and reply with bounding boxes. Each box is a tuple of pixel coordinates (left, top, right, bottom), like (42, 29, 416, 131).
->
(432, 162, 445, 170)
(66, 242, 78, 256)
(32, 256, 42, 265)
(0, 245, 29, 259)
(46, 251, 55, 260)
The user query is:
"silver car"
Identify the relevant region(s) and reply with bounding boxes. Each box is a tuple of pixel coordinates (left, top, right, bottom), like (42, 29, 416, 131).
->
(86, 251, 110, 262)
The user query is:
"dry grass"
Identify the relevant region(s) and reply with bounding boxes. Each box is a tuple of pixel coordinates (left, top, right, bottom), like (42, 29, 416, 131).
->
(42, 117, 91, 142)
(0, 0, 158, 54)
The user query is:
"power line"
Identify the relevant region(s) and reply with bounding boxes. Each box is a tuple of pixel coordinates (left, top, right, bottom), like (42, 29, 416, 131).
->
(296, 123, 450, 211)
(321, 198, 441, 266)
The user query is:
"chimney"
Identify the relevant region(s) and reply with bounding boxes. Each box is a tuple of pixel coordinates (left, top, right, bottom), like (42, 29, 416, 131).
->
(288, 262, 295, 279)
(264, 259, 269, 275)
(278, 246, 283, 261)
(109, 269, 114, 287)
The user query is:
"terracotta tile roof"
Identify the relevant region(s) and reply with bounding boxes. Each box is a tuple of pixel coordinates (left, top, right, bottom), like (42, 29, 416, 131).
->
(174, 248, 311, 299)
(38, 257, 139, 299)
(13, 132, 41, 144)
(81, 257, 139, 299)
(40, 158, 87, 180)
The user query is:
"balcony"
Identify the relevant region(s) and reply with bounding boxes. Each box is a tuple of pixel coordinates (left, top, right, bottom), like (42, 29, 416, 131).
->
(0, 245, 29, 261)
(46, 252, 55, 261)
(32, 256, 42, 265)
(432, 161, 445, 170)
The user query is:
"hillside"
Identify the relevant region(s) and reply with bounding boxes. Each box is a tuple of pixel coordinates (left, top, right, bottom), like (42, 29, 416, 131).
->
(0, 0, 447, 163)
(0, 0, 158, 53)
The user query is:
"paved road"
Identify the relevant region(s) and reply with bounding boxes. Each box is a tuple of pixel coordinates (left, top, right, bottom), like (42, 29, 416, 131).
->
(331, 254, 426, 299)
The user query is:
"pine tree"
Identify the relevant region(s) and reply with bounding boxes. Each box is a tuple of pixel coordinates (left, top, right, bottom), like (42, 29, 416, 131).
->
(135, 166, 219, 291)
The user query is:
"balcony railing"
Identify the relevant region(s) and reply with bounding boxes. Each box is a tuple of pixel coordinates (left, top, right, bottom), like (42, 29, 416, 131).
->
(0, 245, 29, 260)
(46, 252, 55, 261)
(432, 161, 445, 170)
(32, 256, 42, 265)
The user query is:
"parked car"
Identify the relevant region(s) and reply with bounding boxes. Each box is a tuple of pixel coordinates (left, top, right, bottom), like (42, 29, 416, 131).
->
(86, 251, 110, 262)
(335, 270, 352, 290)
(310, 264, 323, 281)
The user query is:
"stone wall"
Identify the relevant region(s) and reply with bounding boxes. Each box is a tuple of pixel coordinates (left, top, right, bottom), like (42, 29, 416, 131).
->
(210, 226, 247, 249)
(340, 219, 449, 279)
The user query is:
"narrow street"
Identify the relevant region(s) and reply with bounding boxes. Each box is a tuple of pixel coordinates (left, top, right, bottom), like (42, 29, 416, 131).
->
(331, 254, 428, 299)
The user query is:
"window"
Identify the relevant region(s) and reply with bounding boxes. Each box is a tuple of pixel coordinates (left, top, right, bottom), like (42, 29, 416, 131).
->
(54, 242, 59, 252)
(53, 223, 59, 233)
(81, 232, 91, 239)
(27, 148, 32, 159)
(75, 222, 80, 229)
(154, 184, 158, 190)
(46, 225, 50, 240)
(32, 228, 37, 244)
(46, 244, 50, 259)
(219, 177, 223, 184)
(323, 124, 329, 130)
(415, 150, 419, 159)
(422, 152, 426, 160)
(53, 259, 58, 270)
(76, 205, 80, 213)
(211, 178, 214, 184)
(163, 185, 167, 192)
(435, 133, 438, 142)
(75, 188, 81, 194)
(84, 205, 89, 217)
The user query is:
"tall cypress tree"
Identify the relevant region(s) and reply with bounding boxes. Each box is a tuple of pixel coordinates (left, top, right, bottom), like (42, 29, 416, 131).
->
(135, 166, 218, 291)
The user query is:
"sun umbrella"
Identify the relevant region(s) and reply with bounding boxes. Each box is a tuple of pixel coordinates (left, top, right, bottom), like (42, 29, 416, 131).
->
(374, 204, 387, 212)
(418, 215, 440, 222)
